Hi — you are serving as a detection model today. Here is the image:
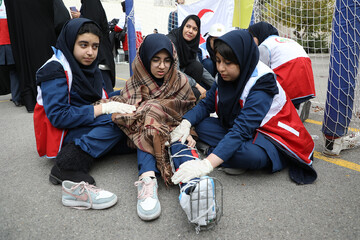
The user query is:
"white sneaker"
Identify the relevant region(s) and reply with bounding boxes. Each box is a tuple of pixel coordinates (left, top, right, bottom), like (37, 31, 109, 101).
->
(323, 133, 360, 156)
(134, 177, 161, 221)
(62, 181, 117, 210)
(179, 176, 217, 227)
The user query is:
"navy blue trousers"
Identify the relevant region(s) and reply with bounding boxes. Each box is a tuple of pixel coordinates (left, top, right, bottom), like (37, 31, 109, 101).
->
(137, 142, 199, 176)
(10, 68, 21, 102)
(195, 117, 271, 170)
(64, 120, 133, 158)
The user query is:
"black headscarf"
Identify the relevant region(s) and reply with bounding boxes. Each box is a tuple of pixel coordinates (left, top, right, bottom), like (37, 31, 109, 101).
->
(167, 14, 201, 69)
(55, 18, 103, 103)
(248, 21, 279, 45)
(215, 30, 278, 128)
(139, 33, 174, 85)
(205, 36, 217, 76)
(80, 0, 115, 89)
(206, 36, 216, 60)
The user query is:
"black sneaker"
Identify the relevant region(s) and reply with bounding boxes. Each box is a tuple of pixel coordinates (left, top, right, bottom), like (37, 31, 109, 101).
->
(49, 165, 96, 185)
(196, 141, 210, 156)
(13, 101, 23, 107)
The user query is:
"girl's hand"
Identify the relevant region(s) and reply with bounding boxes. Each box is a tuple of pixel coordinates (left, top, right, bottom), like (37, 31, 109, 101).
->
(196, 84, 206, 96)
(186, 135, 196, 148)
(171, 159, 213, 184)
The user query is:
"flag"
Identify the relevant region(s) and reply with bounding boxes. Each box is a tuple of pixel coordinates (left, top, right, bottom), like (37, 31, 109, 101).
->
(232, 0, 255, 28)
(178, 0, 234, 44)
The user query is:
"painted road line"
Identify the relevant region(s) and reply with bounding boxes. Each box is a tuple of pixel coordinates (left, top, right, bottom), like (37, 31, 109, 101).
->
(314, 151, 360, 172)
(305, 119, 360, 172)
(305, 119, 322, 125)
(305, 119, 359, 132)
(116, 77, 127, 81)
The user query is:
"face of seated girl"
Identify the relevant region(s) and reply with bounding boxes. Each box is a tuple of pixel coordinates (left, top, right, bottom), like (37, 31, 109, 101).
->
(150, 50, 172, 79)
(215, 52, 240, 82)
(73, 33, 100, 66)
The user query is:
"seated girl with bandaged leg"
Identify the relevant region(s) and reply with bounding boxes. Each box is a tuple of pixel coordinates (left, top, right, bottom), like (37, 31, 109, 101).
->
(110, 34, 217, 225)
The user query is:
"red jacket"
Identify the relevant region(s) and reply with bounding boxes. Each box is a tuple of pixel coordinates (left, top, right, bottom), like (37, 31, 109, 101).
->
(0, 3, 11, 45)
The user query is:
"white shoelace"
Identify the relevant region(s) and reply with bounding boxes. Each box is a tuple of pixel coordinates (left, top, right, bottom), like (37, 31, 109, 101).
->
(134, 178, 155, 199)
(68, 181, 100, 209)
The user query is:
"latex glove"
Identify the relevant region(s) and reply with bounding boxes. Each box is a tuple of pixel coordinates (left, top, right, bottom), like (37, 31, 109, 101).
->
(172, 159, 213, 184)
(170, 119, 191, 144)
(101, 102, 136, 114)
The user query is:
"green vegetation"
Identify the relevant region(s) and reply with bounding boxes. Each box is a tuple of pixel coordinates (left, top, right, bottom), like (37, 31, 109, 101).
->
(258, 0, 335, 53)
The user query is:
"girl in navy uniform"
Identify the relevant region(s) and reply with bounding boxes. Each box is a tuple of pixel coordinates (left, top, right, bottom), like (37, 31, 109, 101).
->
(34, 18, 135, 185)
(171, 30, 317, 185)
(248, 22, 315, 122)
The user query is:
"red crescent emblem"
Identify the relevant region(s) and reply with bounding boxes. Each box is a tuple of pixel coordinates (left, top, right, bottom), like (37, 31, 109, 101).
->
(197, 9, 214, 44)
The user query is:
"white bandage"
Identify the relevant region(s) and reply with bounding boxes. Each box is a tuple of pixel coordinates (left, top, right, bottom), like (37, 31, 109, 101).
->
(101, 102, 136, 114)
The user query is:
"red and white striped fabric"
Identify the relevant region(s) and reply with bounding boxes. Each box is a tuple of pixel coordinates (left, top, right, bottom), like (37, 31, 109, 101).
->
(244, 62, 314, 165)
(0, 2, 10, 45)
(261, 36, 316, 102)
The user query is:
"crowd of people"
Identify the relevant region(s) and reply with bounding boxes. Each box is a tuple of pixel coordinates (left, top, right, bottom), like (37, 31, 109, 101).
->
(2, 0, 319, 229)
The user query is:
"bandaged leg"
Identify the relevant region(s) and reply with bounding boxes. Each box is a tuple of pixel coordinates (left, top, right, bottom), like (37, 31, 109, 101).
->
(169, 142, 222, 231)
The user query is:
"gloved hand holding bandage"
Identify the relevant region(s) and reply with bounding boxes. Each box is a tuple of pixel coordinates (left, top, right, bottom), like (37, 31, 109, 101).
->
(171, 159, 213, 184)
(170, 119, 191, 144)
(101, 102, 136, 114)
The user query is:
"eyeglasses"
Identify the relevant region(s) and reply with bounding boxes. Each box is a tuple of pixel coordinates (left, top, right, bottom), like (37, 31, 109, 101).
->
(151, 58, 172, 67)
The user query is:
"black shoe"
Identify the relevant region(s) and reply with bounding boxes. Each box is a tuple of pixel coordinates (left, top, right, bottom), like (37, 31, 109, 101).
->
(13, 101, 22, 107)
(196, 140, 210, 155)
(49, 164, 96, 185)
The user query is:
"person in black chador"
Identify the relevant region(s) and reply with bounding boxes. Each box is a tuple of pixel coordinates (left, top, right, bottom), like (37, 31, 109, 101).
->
(4, 0, 57, 113)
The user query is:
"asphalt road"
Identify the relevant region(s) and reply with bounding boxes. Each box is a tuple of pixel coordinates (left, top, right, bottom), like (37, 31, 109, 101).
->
(0, 62, 359, 240)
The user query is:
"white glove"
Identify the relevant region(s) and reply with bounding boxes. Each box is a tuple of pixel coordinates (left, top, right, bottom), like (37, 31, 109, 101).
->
(101, 102, 136, 114)
(172, 159, 213, 184)
(170, 119, 191, 144)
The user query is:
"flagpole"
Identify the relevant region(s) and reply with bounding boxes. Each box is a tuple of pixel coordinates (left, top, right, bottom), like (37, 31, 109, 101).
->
(125, 0, 136, 76)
